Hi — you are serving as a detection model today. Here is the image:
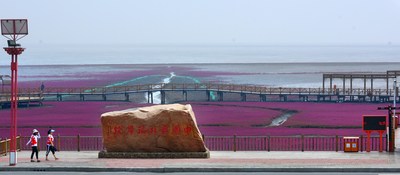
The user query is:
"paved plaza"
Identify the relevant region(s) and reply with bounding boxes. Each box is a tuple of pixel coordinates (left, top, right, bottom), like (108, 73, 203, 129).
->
(1, 150, 400, 172)
(1, 119, 400, 173)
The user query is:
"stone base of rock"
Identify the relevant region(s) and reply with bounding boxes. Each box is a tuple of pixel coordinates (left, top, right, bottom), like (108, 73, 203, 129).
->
(98, 149, 210, 159)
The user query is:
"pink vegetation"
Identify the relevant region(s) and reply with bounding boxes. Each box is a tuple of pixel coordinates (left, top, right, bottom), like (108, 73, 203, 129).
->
(0, 101, 388, 138)
(0, 65, 388, 138)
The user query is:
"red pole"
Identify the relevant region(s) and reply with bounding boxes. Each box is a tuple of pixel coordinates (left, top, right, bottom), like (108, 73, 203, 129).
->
(379, 131, 383, 152)
(10, 20, 17, 165)
(9, 53, 18, 165)
(2, 19, 28, 166)
(366, 132, 371, 152)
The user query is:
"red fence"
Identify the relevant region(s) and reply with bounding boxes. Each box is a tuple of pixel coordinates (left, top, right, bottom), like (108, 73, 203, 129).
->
(16, 135, 386, 152)
(19, 135, 103, 152)
(205, 135, 386, 152)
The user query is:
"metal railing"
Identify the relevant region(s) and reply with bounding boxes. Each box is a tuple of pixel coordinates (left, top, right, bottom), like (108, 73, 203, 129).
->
(13, 135, 386, 152)
(19, 135, 103, 152)
(0, 83, 397, 97)
(205, 135, 385, 152)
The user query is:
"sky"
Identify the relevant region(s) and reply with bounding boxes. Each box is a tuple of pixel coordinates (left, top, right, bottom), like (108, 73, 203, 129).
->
(0, 0, 400, 65)
(1, 0, 400, 46)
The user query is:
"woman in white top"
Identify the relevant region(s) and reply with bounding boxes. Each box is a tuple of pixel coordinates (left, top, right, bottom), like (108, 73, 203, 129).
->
(46, 129, 58, 161)
(26, 129, 40, 162)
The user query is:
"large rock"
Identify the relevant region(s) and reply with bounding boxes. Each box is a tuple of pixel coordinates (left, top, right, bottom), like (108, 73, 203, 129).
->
(100, 104, 207, 153)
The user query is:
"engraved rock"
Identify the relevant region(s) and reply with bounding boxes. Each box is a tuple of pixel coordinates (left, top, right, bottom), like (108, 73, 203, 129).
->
(101, 104, 207, 152)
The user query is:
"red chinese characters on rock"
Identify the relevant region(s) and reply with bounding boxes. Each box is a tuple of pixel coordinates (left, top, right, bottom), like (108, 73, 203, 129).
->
(137, 125, 147, 135)
(113, 125, 122, 136)
(161, 125, 169, 135)
(173, 124, 181, 135)
(127, 125, 135, 135)
(184, 125, 193, 136)
(106, 124, 194, 137)
(148, 127, 157, 135)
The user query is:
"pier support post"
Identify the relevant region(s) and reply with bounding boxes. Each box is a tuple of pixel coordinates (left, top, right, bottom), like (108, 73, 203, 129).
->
(280, 95, 287, 102)
(217, 91, 224, 101)
(299, 95, 308, 102)
(102, 94, 107, 101)
(241, 93, 246, 102)
(206, 90, 211, 101)
(161, 90, 166, 104)
(329, 76, 333, 94)
(343, 78, 346, 95)
(386, 74, 389, 95)
(80, 94, 85, 101)
(147, 92, 153, 104)
(57, 94, 62, 101)
(260, 94, 266, 102)
(183, 91, 188, 101)
(371, 78, 374, 96)
(364, 76, 367, 95)
(350, 76, 353, 95)
(125, 93, 129, 101)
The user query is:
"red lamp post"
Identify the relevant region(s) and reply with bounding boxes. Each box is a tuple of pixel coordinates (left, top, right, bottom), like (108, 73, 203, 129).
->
(1, 19, 28, 166)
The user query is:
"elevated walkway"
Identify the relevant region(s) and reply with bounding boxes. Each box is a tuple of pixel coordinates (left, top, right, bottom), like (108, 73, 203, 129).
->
(0, 83, 399, 104)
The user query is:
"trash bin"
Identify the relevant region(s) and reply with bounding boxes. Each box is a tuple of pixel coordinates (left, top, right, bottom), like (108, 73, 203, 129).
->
(343, 137, 359, 152)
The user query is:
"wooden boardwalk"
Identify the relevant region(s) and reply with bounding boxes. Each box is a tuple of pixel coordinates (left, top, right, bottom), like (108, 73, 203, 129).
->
(0, 83, 398, 105)
(0, 95, 43, 108)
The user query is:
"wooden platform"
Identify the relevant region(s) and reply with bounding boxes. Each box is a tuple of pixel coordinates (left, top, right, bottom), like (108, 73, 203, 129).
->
(0, 96, 43, 108)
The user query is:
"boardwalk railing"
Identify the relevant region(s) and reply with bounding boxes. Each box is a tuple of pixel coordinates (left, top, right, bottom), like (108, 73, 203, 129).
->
(0, 83, 398, 104)
(15, 135, 386, 152)
(1, 83, 398, 97)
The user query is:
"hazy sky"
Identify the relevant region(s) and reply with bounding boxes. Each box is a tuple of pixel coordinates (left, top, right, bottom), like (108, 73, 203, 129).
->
(1, 0, 400, 46)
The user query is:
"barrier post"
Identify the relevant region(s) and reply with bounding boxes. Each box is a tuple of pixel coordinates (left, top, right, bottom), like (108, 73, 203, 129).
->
(379, 131, 383, 152)
(57, 134, 61, 151)
(5, 138, 8, 156)
(335, 135, 339, 152)
(233, 135, 237, 152)
(77, 134, 80, 152)
(301, 135, 304, 152)
(267, 136, 271, 152)
(264, 136, 267, 151)
(17, 136, 20, 151)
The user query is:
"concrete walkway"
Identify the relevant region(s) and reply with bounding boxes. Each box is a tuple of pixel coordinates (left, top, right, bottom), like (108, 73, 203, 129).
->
(1, 150, 400, 172)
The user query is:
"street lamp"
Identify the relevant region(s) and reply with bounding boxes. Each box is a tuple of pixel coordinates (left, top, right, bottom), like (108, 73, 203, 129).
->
(1, 19, 28, 166)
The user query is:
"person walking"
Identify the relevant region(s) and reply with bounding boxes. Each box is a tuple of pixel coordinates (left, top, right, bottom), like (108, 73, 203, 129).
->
(26, 129, 40, 162)
(46, 129, 58, 161)
(40, 82, 45, 92)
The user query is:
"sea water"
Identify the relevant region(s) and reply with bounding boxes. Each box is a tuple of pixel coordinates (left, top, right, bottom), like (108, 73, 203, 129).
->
(0, 44, 400, 89)
(1, 44, 400, 65)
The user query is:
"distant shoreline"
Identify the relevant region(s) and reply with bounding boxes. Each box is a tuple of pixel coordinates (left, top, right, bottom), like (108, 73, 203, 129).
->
(2, 62, 400, 67)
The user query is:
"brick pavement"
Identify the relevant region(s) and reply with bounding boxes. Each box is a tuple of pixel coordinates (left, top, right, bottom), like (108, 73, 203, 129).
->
(1, 150, 400, 172)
